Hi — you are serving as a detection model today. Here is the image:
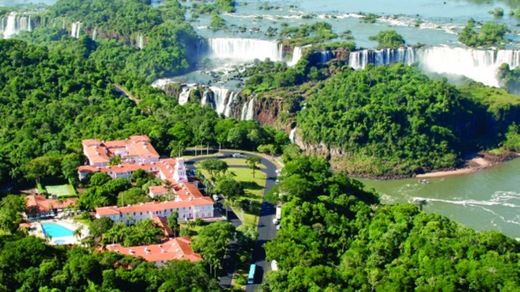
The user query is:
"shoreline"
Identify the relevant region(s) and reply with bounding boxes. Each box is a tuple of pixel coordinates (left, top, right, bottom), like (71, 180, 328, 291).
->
(416, 152, 519, 179)
(349, 151, 519, 180)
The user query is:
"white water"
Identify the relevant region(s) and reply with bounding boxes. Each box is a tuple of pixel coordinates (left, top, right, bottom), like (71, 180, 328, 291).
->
(92, 27, 97, 40)
(201, 89, 211, 106)
(209, 86, 230, 115)
(413, 196, 520, 209)
(71, 22, 81, 39)
(346, 46, 520, 88)
(178, 86, 193, 105)
(289, 127, 297, 143)
(348, 47, 416, 70)
(288, 46, 303, 66)
(418, 46, 520, 87)
(224, 91, 238, 117)
(208, 38, 284, 62)
(1, 12, 32, 39)
(240, 98, 255, 120)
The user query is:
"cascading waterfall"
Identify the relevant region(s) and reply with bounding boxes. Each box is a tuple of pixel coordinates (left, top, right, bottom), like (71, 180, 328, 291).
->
(224, 92, 238, 117)
(92, 27, 97, 40)
(348, 47, 416, 70)
(208, 38, 284, 62)
(288, 46, 303, 66)
(417, 46, 520, 87)
(209, 86, 230, 115)
(71, 22, 81, 39)
(1, 12, 33, 39)
(178, 86, 194, 105)
(346, 46, 520, 88)
(201, 89, 212, 106)
(240, 98, 255, 120)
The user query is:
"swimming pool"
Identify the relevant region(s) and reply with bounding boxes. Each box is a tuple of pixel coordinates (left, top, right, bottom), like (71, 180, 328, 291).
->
(41, 223, 74, 238)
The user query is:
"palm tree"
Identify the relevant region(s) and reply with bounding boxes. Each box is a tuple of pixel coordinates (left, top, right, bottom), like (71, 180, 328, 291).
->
(246, 156, 261, 178)
(74, 226, 83, 240)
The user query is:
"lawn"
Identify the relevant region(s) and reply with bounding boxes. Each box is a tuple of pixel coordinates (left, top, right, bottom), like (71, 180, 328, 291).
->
(45, 184, 77, 197)
(196, 160, 267, 227)
(220, 158, 267, 170)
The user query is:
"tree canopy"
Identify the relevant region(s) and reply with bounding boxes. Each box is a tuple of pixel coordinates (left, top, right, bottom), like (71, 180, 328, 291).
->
(369, 30, 406, 49)
(296, 64, 509, 176)
(263, 156, 520, 291)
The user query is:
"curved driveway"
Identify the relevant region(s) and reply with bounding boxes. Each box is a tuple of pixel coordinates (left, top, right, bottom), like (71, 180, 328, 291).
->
(186, 150, 278, 290)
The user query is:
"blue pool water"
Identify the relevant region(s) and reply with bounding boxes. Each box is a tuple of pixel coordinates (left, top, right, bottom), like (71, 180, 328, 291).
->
(41, 223, 74, 238)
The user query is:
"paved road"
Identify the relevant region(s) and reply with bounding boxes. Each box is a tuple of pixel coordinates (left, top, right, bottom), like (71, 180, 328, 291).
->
(186, 150, 279, 290)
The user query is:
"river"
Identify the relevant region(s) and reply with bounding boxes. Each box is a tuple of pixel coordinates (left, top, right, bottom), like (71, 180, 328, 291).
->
(360, 158, 520, 239)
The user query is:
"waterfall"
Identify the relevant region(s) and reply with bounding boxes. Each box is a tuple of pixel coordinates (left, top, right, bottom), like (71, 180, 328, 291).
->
(209, 86, 230, 115)
(71, 22, 81, 39)
(346, 46, 520, 88)
(208, 38, 284, 62)
(178, 86, 193, 105)
(417, 46, 520, 87)
(241, 98, 255, 120)
(348, 47, 416, 70)
(289, 127, 297, 143)
(288, 46, 303, 66)
(201, 89, 212, 106)
(2, 12, 17, 38)
(92, 27, 97, 40)
(240, 102, 248, 120)
(1, 12, 33, 39)
(224, 91, 238, 117)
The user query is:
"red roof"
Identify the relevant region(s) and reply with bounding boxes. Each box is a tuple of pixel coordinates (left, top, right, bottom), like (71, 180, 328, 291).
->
(95, 196, 213, 217)
(149, 185, 169, 195)
(82, 135, 159, 165)
(25, 195, 77, 214)
(104, 237, 201, 263)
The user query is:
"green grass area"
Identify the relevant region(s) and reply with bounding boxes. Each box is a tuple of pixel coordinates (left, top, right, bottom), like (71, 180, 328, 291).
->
(221, 158, 267, 170)
(196, 160, 267, 226)
(228, 167, 266, 198)
(461, 84, 520, 111)
(45, 184, 76, 197)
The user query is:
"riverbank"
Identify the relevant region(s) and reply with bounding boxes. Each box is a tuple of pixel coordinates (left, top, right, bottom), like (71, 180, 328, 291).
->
(416, 151, 519, 179)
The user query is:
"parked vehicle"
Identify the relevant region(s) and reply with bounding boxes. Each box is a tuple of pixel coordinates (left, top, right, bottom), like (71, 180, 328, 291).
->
(247, 264, 256, 284)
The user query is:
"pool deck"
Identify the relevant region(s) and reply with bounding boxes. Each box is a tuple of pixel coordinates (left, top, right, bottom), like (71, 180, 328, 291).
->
(29, 219, 89, 245)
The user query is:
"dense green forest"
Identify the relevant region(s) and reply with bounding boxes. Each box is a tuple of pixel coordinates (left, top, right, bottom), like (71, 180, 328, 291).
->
(0, 39, 288, 186)
(22, 0, 202, 82)
(458, 18, 508, 48)
(264, 156, 520, 290)
(0, 234, 221, 291)
(296, 64, 518, 176)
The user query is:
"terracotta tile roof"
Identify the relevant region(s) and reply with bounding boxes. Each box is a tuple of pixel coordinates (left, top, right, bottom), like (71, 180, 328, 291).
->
(83, 143, 110, 165)
(95, 196, 213, 217)
(25, 195, 77, 213)
(82, 135, 159, 166)
(149, 185, 169, 195)
(104, 237, 201, 263)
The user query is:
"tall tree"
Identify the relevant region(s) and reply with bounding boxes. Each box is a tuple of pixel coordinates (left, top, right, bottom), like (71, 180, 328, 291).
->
(192, 221, 236, 277)
(167, 210, 179, 237)
(246, 156, 261, 178)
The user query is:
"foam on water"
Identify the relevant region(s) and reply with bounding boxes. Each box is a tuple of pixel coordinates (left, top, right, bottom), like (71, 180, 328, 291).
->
(208, 37, 284, 62)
